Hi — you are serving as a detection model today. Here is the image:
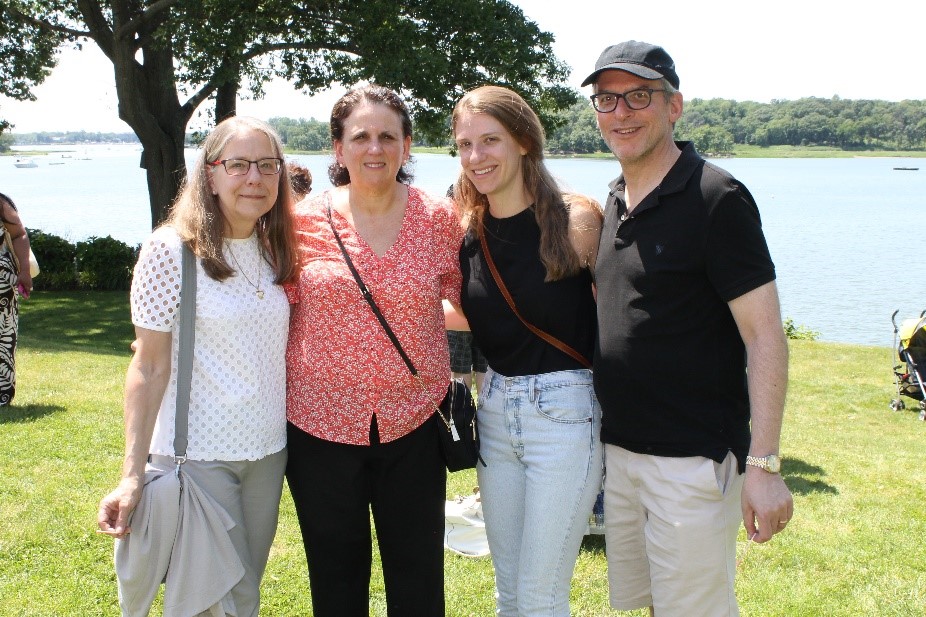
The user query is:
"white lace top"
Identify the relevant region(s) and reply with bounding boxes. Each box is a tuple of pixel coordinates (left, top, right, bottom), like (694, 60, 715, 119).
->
(131, 226, 288, 461)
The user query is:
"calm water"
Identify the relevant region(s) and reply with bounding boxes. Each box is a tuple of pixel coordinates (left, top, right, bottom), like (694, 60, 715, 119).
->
(3, 144, 925, 347)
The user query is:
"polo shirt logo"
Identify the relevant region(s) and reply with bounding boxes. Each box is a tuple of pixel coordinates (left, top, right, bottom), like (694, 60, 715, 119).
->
(654, 244, 664, 255)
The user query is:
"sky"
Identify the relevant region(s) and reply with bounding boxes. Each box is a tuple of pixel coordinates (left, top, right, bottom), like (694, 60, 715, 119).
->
(2, 0, 923, 133)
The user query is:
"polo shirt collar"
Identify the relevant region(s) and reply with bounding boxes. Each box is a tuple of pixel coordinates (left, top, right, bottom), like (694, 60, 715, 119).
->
(658, 141, 701, 196)
(608, 141, 702, 209)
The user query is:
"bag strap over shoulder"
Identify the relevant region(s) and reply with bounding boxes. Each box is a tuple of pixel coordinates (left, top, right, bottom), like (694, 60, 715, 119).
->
(326, 203, 419, 378)
(478, 225, 592, 369)
(325, 204, 465, 439)
(173, 243, 197, 463)
(2, 228, 20, 272)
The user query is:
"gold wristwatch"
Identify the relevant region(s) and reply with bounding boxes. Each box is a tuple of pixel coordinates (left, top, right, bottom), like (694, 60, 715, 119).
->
(745, 453, 781, 474)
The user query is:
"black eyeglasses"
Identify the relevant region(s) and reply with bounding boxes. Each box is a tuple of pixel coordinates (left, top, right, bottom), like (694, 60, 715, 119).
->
(208, 158, 283, 176)
(590, 88, 668, 113)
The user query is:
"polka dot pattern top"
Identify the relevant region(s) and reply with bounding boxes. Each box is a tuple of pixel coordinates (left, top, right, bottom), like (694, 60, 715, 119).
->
(285, 186, 464, 445)
(131, 226, 289, 461)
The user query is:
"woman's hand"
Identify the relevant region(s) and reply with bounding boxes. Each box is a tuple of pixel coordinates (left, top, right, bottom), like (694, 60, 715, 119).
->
(98, 326, 172, 538)
(97, 475, 144, 538)
(16, 273, 32, 299)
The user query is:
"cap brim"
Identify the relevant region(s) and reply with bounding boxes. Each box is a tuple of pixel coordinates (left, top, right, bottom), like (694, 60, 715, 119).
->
(580, 63, 666, 87)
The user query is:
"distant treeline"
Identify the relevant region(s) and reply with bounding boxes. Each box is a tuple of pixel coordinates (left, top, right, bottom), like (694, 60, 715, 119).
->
(548, 96, 926, 155)
(11, 131, 139, 146)
(267, 97, 926, 156)
(9, 96, 925, 156)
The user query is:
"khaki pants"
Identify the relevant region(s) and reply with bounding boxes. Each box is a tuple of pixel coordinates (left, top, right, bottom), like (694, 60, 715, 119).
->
(603, 445, 743, 617)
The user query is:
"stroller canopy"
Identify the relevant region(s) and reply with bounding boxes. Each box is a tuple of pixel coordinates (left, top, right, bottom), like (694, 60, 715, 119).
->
(899, 317, 926, 353)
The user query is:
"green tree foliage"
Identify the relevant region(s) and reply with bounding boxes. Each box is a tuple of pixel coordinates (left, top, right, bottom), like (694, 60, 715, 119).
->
(269, 117, 330, 152)
(1, 0, 574, 228)
(14, 131, 139, 145)
(546, 94, 926, 154)
(547, 101, 605, 154)
(676, 96, 926, 151)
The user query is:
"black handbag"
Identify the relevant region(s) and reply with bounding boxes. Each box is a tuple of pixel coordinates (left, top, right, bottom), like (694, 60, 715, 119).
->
(326, 204, 484, 471)
(438, 377, 483, 472)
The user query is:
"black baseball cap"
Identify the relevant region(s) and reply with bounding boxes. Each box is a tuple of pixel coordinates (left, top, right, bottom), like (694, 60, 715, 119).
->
(580, 41, 680, 89)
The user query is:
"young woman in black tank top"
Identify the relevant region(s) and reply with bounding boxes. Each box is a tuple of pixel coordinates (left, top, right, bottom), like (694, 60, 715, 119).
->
(451, 86, 604, 617)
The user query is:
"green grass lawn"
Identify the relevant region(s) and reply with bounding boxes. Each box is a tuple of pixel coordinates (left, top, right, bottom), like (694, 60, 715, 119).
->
(1, 291, 924, 615)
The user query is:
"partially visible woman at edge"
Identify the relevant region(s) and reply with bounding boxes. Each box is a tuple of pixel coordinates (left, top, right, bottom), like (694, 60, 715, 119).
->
(97, 116, 299, 617)
(285, 84, 463, 616)
(0, 191, 34, 406)
(452, 85, 604, 617)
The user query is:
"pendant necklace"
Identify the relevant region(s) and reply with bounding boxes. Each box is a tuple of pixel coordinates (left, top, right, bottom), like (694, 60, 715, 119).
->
(226, 239, 265, 300)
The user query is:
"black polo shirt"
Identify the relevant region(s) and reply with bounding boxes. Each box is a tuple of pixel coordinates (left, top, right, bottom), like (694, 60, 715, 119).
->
(594, 142, 776, 470)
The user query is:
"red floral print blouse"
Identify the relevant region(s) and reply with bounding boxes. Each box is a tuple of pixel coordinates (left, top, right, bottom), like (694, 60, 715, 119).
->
(285, 186, 464, 444)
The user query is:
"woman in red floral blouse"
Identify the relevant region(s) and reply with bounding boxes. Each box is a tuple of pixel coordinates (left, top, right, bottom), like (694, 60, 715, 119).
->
(284, 84, 464, 617)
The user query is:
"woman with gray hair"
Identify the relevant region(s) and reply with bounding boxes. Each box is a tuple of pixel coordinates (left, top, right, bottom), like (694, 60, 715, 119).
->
(97, 115, 299, 616)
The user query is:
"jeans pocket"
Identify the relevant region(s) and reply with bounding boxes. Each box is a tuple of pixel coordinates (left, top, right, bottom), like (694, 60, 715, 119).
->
(476, 376, 491, 410)
(535, 383, 594, 424)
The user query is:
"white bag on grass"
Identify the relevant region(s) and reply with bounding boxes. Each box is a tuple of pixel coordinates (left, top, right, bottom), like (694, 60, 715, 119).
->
(444, 492, 489, 557)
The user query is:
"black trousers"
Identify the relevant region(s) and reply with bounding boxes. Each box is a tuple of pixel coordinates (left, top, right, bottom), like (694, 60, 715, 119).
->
(286, 415, 446, 617)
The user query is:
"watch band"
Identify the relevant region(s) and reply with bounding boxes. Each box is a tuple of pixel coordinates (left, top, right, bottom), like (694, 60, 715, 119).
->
(745, 454, 781, 473)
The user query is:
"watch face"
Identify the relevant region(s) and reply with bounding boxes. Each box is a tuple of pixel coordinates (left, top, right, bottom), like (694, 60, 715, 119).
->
(767, 454, 781, 473)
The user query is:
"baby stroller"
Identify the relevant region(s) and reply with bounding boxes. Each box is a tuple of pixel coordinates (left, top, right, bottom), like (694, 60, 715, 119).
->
(889, 310, 926, 420)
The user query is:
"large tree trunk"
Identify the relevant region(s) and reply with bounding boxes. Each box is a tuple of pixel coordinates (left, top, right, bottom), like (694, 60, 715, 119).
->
(216, 80, 239, 124)
(110, 34, 192, 227)
(138, 135, 187, 228)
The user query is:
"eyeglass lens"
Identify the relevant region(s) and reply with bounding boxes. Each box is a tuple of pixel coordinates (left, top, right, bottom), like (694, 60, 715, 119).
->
(592, 89, 654, 113)
(221, 158, 282, 175)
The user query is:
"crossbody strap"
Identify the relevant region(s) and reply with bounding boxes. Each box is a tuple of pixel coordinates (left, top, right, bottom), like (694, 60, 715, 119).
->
(173, 243, 197, 462)
(326, 204, 419, 377)
(478, 226, 592, 369)
(325, 204, 466, 440)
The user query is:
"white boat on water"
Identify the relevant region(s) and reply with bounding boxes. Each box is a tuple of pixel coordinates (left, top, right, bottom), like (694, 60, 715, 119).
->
(14, 158, 38, 168)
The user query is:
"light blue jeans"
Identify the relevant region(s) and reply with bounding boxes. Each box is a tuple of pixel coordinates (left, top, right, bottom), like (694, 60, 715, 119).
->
(476, 367, 604, 617)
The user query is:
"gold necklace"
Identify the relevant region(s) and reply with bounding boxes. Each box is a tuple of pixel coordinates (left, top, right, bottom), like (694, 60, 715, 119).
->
(225, 239, 265, 300)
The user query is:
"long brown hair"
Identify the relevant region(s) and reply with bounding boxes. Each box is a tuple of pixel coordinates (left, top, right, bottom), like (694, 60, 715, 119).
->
(451, 86, 579, 281)
(166, 116, 299, 283)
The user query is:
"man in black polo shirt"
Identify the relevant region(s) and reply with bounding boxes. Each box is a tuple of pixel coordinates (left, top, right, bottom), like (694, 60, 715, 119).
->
(583, 41, 793, 615)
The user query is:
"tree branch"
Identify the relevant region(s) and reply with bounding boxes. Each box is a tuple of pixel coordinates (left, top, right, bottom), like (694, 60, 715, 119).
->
(242, 39, 356, 63)
(114, 0, 181, 41)
(75, 0, 115, 58)
(6, 6, 90, 39)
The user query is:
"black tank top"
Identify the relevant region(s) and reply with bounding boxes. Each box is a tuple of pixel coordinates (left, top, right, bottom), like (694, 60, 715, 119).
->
(460, 207, 597, 377)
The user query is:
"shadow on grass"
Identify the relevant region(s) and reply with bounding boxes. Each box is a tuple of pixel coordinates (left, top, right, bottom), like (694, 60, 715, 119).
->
(17, 290, 134, 355)
(0, 403, 65, 423)
(783, 457, 838, 496)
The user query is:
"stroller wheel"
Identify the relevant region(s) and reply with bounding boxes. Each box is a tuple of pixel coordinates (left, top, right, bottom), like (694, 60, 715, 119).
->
(920, 400, 926, 411)
(890, 399, 906, 411)
(919, 409, 926, 422)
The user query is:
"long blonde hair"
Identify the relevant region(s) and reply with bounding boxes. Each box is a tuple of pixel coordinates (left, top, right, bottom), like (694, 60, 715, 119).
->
(451, 86, 579, 281)
(166, 116, 299, 283)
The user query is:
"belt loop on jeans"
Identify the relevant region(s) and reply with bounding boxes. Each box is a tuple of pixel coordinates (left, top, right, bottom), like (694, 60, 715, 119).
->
(529, 375, 536, 403)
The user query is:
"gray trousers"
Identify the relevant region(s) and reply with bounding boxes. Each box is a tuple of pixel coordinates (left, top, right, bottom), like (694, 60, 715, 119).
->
(150, 448, 287, 617)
